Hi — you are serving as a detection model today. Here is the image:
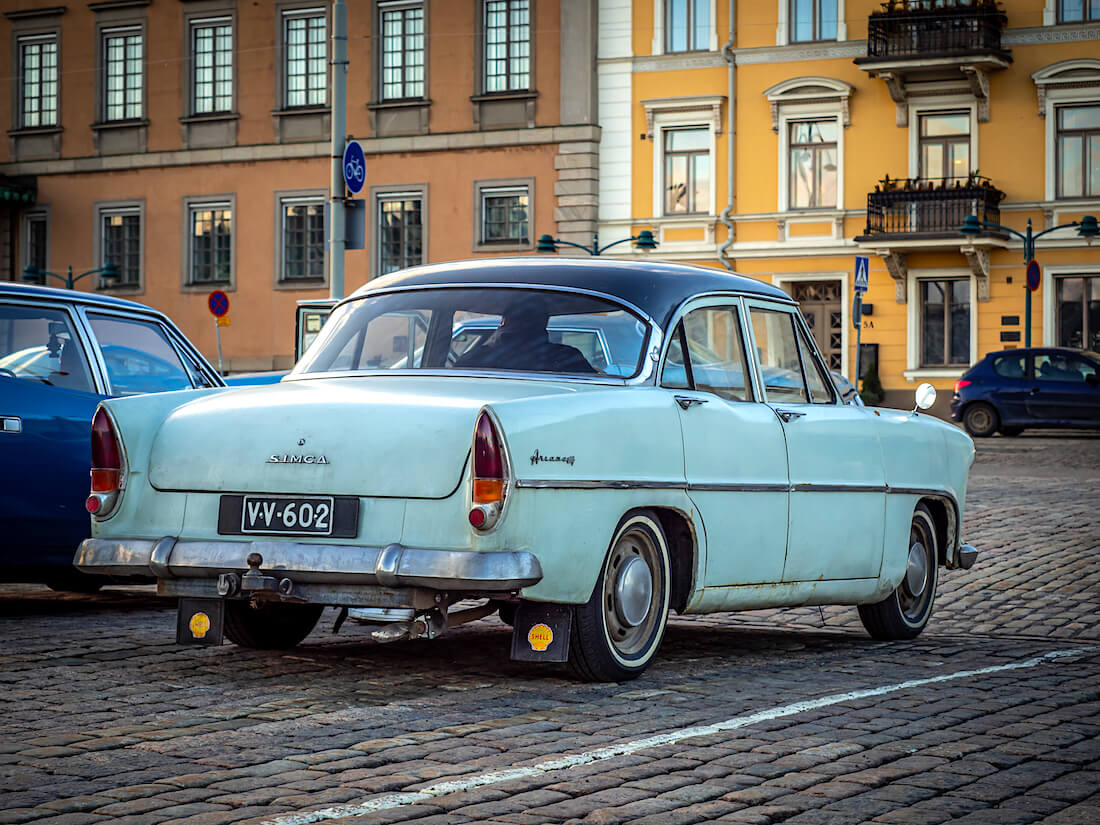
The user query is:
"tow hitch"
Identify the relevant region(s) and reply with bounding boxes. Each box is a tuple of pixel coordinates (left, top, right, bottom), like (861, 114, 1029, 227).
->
(217, 552, 300, 600)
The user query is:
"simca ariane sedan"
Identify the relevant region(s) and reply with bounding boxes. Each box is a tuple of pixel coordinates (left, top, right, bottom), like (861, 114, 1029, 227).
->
(75, 259, 977, 681)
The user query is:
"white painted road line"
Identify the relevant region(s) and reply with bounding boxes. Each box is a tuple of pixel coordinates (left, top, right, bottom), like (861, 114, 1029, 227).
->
(259, 647, 1094, 825)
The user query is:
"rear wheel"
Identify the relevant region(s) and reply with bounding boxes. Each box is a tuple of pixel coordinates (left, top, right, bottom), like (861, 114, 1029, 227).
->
(224, 600, 323, 649)
(569, 511, 670, 682)
(858, 503, 938, 640)
(962, 402, 999, 437)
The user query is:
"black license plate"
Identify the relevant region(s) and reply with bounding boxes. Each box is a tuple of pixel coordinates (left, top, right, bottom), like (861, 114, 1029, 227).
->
(218, 495, 359, 538)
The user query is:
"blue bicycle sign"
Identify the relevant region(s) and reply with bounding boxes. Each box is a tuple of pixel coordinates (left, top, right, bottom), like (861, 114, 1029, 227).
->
(343, 140, 366, 194)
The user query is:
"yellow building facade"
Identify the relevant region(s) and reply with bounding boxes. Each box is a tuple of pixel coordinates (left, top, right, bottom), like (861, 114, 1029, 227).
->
(598, 0, 1100, 413)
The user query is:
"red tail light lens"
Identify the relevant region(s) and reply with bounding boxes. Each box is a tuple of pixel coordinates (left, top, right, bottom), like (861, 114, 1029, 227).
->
(954, 379, 972, 393)
(472, 411, 505, 505)
(90, 408, 122, 493)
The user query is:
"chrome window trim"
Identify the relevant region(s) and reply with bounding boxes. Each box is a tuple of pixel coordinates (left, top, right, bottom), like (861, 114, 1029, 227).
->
(657, 294, 761, 401)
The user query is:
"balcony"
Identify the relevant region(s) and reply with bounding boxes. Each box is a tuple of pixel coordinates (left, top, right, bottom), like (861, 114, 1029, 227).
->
(855, 175, 1008, 303)
(853, 1, 1011, 125)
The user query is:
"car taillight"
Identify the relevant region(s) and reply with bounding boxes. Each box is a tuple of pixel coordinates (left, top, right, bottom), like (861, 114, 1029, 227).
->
(470, 410, 507, 530)
(954, 379, 972, 393)
(87, 408, 123, 517)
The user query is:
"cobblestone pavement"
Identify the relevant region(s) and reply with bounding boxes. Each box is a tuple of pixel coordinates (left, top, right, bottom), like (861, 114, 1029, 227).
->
(2, 432, 1098, 825)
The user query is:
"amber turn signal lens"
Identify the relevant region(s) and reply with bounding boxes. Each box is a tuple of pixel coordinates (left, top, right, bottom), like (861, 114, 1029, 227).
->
(473, 479, 503, 504)
(90, 468, 120, 492)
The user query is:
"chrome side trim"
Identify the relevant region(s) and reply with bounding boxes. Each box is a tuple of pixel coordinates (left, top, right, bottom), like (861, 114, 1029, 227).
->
(689, 483, 789, 493)
(791, 483, 889, 494)
(515, 479, 687, 490)
(76, 538, 543, 592)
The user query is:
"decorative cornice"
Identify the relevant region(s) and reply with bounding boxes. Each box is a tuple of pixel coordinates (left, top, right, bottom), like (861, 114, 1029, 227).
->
(734, 41, 864, 66)
(4, 6, 66, 19)
(641, 96, 725, 140)
(87, 0, 150, 11)
(633, 52, 726, 73)
(1002, 23, 1100, 45)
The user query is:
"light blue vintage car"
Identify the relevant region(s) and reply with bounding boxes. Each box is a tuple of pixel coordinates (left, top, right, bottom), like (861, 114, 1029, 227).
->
(75, 259, 977, 681)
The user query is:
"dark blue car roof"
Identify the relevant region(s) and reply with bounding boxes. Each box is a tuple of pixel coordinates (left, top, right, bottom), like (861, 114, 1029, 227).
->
(0, 282, 169, 317)
(353, 257, 792, 328)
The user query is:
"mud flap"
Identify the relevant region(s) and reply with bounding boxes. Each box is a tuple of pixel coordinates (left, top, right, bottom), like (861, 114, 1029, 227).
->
(176, 598, 225, 646)
(510, 602, 572, 663)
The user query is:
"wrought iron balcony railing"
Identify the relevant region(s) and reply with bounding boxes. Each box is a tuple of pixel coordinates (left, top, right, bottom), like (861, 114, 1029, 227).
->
(858, 1, 1009, 62)
(859, 176, 1006, 238)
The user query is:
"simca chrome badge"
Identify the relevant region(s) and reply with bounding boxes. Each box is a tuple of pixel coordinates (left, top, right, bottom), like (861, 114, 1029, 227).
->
(267, 454, 329, 464)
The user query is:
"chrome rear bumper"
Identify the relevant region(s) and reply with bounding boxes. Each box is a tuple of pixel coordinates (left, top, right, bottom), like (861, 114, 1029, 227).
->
(75, 537, 542, 592)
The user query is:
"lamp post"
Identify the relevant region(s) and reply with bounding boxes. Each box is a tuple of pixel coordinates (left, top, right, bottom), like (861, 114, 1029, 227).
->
(21, 262, 121, 290)
(959, 214, 1099, 347)
(535, 230, 658, 256)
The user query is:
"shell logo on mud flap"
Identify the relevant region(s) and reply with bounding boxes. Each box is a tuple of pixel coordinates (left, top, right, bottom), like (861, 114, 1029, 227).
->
(527, 623, 553, 651)
(189, 612, 211, 639)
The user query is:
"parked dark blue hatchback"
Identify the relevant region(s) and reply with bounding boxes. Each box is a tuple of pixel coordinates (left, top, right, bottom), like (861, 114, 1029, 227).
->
(950, 347, 1100, 437)
(0, 283, 224, 590)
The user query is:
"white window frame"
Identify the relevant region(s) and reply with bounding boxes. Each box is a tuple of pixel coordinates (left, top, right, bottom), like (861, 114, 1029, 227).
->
(18, 33, 59, 129)
(777, 0, 846, 46)
(1042, 263, 1100, 347)
(904, 269, 978, 381)
(378, 0, 425, 101)
(101, 25, 143, 122)
(20, 208, 49, 274)
(276, 192, 326, 286)
(647, 105, 719, 218)
(651, 0, 718, 56)
(189, 15, 234, 115)
(1034, 63, 1100, 202)
(907, 99, 978, 181)
(282, 7, 327, 109)
(777, 107, 844, 213)
(183, 196, 235, 289)
(374, 188, 426, 277)
(94, 200, 144, 291)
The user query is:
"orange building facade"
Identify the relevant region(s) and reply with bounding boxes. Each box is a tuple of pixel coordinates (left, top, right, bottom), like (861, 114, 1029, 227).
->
(1, 0, 599, 370)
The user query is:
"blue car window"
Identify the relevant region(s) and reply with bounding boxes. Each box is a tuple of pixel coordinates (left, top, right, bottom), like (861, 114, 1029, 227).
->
(992, 355, 1026, 379)
(86, 313, 193, 396)
(1034, 353, 1096, 383)
(0, 304, 94, 393)
(683, 307, 753, 402)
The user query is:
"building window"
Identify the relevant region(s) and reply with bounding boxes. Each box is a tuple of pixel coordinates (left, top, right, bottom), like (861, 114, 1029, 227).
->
(1056, 105, 1100, 199)
(1058, 0, 1100, 22)
(19, 36, 58, 128)
(664, 127, 710, 214)
(191, 18, 233, 114)
(281, 198, 325, 281)
(101, 209, 141, 287)
(666, 0, 710, 53)
(920, 279, 970, 367)
(789, 119, 837, 209)
(484, 0, 530, 93)
(378, 194, 423, 275)
(103, 27, 143, 121)
(380, 3, 424, 100)
(1056, 276, 1100, 351)
(791, 0, 837, 43)
(189, 203, 232, 284)
(24, 212, 48, 272)
(919, 111, 970, 182)
(284, 10, 326, 108)
(480, 185, 529, 244)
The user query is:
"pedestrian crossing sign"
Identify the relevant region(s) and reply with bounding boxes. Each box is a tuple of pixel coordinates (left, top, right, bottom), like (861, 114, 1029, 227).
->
(854, 256, 870, 293)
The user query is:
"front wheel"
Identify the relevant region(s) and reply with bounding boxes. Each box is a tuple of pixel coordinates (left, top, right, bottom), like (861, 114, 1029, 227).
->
(858, 503, 938, 640)
(224, 600, 323, 649)
(569, 511, 671, 682)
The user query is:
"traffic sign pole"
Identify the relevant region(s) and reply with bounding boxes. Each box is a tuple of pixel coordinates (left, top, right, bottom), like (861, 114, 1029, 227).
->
(329, 0, 349, 301)
(852, 257, 870, 393)
(207, 290, 230, 375)
(215, 320, 224, 374)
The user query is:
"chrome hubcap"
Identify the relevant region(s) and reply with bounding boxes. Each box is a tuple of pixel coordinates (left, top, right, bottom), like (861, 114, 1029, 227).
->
(614, 555, 653, 628)
(905, 541, 928, 598)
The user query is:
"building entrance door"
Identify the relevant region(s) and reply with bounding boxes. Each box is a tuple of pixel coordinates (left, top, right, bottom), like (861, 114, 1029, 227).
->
(792, 281, 843, 371)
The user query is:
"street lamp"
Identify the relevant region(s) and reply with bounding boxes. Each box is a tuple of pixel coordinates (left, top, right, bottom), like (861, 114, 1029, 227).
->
(536, 230, 658, 256)
(21, 262, 120, 290)
(959, 214, 1099, 347)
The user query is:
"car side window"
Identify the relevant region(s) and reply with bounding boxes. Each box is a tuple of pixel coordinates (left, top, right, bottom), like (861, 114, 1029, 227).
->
(796, 327, 835, 404)
(1034, 353, 1096, 383)
(86, 313, 194, 396)
(0, 304, 95, 393)
(684, 307, 752, 402)
(992, 354, 1026, 379)
(749, 307, 809, 404)
(660, 324, 690, 389)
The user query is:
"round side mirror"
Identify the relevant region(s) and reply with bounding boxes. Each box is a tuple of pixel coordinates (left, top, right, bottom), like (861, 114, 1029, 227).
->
(915, 382, 937, 411)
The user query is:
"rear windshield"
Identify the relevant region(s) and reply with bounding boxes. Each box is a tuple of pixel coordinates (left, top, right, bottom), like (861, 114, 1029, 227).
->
(294, 288, 650, 379)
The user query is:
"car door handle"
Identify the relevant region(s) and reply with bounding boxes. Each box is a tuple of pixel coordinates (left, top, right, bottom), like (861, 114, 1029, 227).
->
(1029, 387, 1040, 396)
(775, 409, 805, 423)
(1, 416, 22, 434)
(674, 395, 709, 410)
